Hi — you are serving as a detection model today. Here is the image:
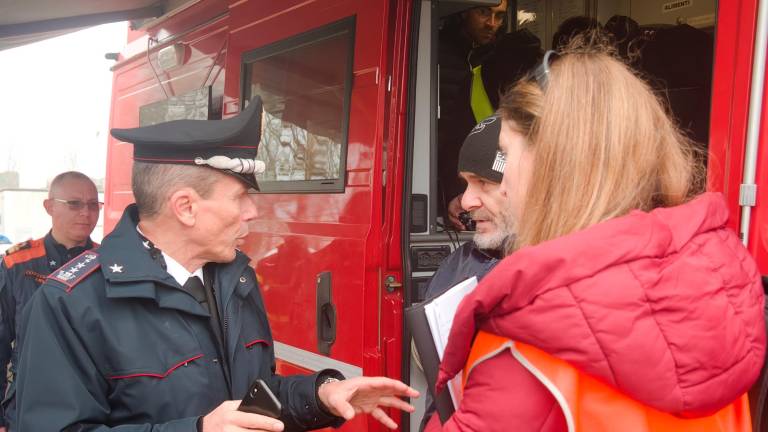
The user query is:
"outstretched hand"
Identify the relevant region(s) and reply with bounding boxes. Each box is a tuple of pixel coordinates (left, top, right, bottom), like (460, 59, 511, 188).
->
(317, 376, 420, 429)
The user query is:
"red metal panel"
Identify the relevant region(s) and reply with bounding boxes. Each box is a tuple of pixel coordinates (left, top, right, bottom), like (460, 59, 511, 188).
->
(746, 53, 768, 274)
(221, 2, 405, 430)
(106, 18, 230, 233)
(106, 2, 412, 430)
(707, 0, 760, 233)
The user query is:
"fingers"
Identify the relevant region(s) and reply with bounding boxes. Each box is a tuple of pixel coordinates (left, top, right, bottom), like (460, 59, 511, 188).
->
(227, 411, 284, 431)
(447, 196, 465, 229)
(338, 401, 356, 420)
(355, 376, 420, 398)
(376, 396, 416, 413)
(449, 213, 465, 230)
(370, 407, 398, 430)
(204, 400, 284, 432)
(325, 392, 356, 420)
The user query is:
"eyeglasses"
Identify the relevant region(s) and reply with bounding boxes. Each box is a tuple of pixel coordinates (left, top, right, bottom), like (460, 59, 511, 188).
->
(52, 198, 103, 212)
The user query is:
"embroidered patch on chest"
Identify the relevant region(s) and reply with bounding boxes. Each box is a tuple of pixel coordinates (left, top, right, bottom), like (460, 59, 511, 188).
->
(23, 270, 48, 285)
(49, 251, 100, 291)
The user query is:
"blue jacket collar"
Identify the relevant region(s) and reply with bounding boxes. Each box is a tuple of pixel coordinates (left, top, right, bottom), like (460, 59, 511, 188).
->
(99, 205, 254, 316)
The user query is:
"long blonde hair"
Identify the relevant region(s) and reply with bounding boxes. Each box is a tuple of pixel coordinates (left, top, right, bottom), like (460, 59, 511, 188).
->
(499, 39, 702, 253)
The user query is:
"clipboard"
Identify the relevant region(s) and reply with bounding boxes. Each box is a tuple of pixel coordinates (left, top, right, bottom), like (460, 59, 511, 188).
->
(406, 276, 478, 423)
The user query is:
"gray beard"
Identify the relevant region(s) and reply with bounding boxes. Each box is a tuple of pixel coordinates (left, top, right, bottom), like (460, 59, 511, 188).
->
(473, 230, 509, 251)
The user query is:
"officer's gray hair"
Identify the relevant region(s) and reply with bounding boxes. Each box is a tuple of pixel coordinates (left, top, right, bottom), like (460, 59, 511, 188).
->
(49, 171, 96, 198)
(132, 162, 219, 219)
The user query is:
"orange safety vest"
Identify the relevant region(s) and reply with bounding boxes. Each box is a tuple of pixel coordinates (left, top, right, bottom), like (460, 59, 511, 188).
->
(462, 331, 752, 432)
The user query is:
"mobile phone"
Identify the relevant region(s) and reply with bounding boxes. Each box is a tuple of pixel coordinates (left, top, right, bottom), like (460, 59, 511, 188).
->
(458, 211, 476, 231)
(238, 378, 282, 418)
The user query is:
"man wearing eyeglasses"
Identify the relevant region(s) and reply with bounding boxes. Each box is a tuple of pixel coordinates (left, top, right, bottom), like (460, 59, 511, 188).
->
(0, 170, 100, 431)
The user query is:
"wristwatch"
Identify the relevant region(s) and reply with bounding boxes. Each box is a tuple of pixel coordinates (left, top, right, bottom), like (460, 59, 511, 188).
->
(320, 376, 341, 386)
(316, 371, 345, 418)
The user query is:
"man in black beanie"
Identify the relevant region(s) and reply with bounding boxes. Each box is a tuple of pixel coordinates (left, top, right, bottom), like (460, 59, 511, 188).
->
(418, 113, 512, 430)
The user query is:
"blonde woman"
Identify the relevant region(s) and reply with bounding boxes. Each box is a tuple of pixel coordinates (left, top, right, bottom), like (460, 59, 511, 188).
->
(426, 41, 766, 432)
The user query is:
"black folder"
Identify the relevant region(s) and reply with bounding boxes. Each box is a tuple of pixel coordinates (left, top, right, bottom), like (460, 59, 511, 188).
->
(405, 301, 456, 423)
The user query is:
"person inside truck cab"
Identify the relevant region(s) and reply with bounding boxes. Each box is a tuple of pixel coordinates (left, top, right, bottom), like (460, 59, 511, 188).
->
(419, 113, 512, 430)
(14, 98, 419, 432)
(437, 0, 541, 230)
(426, 38, 766, 432)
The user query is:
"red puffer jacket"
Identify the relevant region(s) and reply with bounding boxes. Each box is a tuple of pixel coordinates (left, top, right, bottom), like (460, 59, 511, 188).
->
(426, 193, 766, 431)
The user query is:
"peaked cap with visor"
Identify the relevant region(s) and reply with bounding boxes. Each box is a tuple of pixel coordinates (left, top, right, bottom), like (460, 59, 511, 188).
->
(110, 97, 265, 190)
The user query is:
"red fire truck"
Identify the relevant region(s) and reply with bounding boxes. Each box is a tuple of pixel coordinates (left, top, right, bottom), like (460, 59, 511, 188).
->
(91, 0, 768, 430)
(2, 0, 767, 430)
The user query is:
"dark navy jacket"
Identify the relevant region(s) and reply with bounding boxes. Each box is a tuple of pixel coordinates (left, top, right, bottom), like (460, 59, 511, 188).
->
(424, 241, 500, 300)
(0, 232, 95, 428)
(15, 205, 341, 431)
(419, 241, 500, 431)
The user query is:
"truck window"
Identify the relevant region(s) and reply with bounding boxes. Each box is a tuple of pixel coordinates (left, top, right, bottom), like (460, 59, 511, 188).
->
(242, 17, 355, 193)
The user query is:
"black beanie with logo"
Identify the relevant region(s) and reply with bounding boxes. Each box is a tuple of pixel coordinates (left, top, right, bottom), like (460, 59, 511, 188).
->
(457, 114, 505, 183)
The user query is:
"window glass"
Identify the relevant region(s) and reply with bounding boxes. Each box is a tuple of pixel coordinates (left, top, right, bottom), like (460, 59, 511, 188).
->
(243, 18, 354, 192)
(516, 0, 715, 147)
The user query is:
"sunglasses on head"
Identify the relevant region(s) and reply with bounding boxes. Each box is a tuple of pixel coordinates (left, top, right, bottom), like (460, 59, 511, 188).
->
(533, 50, 559, 89)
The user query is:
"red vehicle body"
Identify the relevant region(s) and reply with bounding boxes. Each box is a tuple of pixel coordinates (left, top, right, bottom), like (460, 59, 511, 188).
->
(99, 1, 768, 431)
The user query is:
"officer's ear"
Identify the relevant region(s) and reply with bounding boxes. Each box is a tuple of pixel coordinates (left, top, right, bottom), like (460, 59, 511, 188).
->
(167, 187, 200, 227)
(43, 198, 54, 216)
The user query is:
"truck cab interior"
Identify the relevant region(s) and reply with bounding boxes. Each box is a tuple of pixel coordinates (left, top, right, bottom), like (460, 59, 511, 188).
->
(404, 0, 716, 429)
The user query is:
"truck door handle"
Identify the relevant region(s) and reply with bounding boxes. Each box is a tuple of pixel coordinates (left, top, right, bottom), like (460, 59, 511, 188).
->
(316, 271, 336, 355)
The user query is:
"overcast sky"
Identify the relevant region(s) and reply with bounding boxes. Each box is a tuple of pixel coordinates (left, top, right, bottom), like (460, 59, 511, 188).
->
(0, 22, 127, 189)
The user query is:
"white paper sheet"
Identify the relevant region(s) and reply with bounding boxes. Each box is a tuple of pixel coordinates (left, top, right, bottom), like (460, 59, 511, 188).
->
(423, 276, 478, 407)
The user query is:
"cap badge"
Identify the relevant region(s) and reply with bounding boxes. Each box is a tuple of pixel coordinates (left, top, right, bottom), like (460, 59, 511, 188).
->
(194, 156, 266, 180)
(492, 151, 506, 173)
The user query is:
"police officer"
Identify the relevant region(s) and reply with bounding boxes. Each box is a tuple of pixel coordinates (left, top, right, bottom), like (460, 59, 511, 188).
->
(0, 170, 100, 431)
(15, 98, 418, 431)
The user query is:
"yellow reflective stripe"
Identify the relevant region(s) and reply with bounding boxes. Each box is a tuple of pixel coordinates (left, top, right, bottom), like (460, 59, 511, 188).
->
(471, 65, 494, 123)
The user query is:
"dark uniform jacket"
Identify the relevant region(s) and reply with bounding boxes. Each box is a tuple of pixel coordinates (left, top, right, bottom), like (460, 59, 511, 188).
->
(15, 205, 342, 431)
(437, 22, 495, 208)
(0, 232, 95, 428)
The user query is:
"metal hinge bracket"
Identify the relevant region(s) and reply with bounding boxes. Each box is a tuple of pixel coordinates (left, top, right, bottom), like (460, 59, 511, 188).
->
(740, 183, 757, 206)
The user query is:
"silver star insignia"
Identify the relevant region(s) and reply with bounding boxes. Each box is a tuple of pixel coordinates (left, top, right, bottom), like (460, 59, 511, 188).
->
(49, 260, 57, 267)
(142, 240, 150, 249)
(109, 264, 124, 273)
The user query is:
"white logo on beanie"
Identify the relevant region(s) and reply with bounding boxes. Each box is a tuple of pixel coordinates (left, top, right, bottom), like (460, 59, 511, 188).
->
(469, 114, 500, 135)
(492, 151, 506, 173)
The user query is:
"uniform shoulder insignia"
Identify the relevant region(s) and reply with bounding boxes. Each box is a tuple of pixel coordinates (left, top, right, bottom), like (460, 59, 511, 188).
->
(3, 238, 45, 268)
(5, 240, 32, 256)
(48, 251, 101, 292)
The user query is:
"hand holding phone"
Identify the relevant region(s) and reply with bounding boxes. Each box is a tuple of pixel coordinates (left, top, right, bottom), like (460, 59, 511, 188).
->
(238, 379, 282, 418)
(458, 211, 476, 231)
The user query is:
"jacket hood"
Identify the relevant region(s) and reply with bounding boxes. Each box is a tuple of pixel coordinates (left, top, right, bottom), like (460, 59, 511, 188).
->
(437, 193, 765, 416)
